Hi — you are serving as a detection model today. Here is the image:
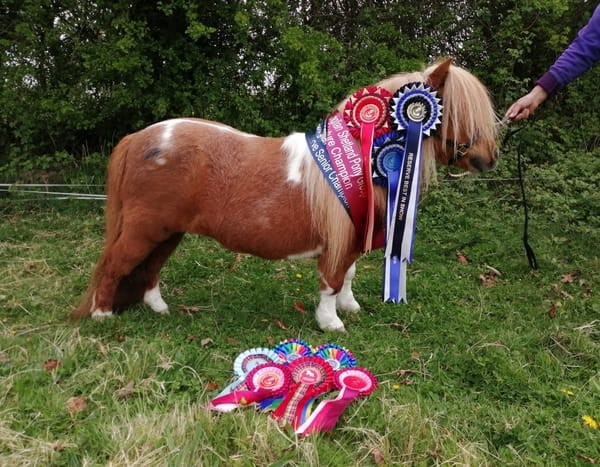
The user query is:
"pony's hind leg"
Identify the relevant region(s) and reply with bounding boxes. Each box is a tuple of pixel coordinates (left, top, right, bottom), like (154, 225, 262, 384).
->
(140, 233, 184, 314)
(92, 224, 167, 318)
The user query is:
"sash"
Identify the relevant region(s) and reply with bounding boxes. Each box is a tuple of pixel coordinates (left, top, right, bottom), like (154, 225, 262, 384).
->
(306, 113, 368, 247)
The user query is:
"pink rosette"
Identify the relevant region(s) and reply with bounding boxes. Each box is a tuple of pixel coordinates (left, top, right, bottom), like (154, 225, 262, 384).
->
(334, 367, 377, 396)
(342, 86, 393, 252)
(213, 347, 282, 399)
(272, 356, 334, 428)
(208, 362, 291, 412)
(295, 367, 378, 435)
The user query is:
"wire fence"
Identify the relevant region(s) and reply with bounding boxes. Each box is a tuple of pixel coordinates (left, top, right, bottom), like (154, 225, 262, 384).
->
(0, 183, 107, 201)
(0, 175, 529, 203)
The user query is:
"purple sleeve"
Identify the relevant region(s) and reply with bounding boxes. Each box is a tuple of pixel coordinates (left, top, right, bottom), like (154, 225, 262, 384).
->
(536, 4, 600, 95)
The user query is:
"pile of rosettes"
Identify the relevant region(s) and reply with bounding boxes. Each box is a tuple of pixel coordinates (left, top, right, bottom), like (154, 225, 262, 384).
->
(207, 338, 378, 436)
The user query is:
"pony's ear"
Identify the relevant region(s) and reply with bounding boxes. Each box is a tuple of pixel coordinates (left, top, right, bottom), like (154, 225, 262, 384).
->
(427, 57, 454, 89)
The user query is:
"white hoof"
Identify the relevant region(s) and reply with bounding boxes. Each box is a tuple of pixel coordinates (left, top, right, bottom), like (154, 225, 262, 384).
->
(318, 319, 347, 333)
(91, 309, 113, 319)
(337, 295, 360, 313)
(144, 285, 169, 314)
(336, 262, 360, 313)
(315, 304, 346, 333)
(316, 286, 347, 332)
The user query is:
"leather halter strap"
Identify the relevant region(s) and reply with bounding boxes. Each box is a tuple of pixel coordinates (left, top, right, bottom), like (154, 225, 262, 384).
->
(434, 134, 478, 165)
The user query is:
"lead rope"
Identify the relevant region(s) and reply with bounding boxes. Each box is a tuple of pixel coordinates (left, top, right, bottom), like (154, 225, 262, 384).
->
(502, 122, 538, 269)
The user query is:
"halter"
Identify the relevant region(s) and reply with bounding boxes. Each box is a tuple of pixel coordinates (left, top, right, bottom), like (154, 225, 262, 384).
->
(435, 134, 477, 165)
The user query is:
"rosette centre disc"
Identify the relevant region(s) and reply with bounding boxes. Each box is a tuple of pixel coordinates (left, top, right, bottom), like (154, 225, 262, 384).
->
(335, 368, 378, 396)
(342, 374, 370, 391)
(407, 102, 426, 122)
(357, 101, 383, 124)
(297, 367, 321, 385)
(255, 368, 285, 390)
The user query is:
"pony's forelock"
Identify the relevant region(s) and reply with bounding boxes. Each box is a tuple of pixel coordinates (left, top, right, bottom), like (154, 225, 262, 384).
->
(424, 63, 499, 150)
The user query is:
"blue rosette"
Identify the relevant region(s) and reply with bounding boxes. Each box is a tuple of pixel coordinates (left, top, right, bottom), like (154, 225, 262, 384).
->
(372, 131, 406, 183)
(234, 348, 282, 377)
(389, 82, 443, 136)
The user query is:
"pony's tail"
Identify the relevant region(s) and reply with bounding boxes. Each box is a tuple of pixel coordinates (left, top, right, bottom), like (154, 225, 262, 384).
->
(71, 135, 131, 319)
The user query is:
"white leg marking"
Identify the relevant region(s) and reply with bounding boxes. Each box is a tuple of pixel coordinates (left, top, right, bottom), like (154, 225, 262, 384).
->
(91, 309, 113, 319)
(89, 292, 113, 319)
(143, 284, 169, 314)
(337, 262, 361, 313)
(315, 287, 346, 332)
(282, 133, 309, 183)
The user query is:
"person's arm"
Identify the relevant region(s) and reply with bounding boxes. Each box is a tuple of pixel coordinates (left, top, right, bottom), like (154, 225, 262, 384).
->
(505, 5, 600, 121)
(544, 4, 600, 93)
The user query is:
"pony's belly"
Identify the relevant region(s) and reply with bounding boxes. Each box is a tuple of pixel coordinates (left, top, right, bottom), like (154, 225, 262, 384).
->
(204, 218, 319, 260)
(217, 236, 322, 260)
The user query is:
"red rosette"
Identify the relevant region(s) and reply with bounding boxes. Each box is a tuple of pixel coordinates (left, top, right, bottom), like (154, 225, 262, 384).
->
(343, 86, 393, 140)
(288, 356, 335, 396)
(334, 367, 377, 397)
(246, 362, 291, 398)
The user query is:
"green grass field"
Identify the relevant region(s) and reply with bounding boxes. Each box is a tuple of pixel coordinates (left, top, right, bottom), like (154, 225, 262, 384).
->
(1, 152, 599, 465)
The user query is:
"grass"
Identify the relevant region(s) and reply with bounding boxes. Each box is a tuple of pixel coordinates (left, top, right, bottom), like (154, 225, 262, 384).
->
(1, 151, 599, 465)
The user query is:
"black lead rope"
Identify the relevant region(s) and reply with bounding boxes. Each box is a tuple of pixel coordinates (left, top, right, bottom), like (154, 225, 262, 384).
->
(502, 125, 538, 269)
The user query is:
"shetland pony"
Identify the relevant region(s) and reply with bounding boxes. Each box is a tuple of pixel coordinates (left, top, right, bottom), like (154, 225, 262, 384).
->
(72, 58, 498, 332)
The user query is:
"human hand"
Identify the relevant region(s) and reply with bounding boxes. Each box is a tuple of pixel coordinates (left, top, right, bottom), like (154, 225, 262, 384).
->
(504, 85, 549, 122)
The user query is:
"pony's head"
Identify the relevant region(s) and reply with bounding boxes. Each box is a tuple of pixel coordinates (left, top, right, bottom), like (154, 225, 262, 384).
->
(424, 58, 499, 174)
(342, 58, 499, 188)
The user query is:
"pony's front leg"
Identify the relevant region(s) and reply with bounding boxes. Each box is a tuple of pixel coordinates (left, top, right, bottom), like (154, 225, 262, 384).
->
(315, 260, 360, 332)
(336, 262, 360, 313)
(315, 286, 346, 333)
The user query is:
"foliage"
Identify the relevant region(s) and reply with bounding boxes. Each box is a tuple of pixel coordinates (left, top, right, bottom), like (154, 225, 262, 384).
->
(2, 0, 600, 179)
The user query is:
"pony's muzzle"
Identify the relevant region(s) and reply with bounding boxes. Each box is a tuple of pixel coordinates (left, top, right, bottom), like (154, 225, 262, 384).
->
(469, 148, 499, 172)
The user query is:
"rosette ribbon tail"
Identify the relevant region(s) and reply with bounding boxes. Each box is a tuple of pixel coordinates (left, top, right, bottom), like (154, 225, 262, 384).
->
(271, 356, 334, 429)
(271, 383, 313, 428)
(383, 119, 423, 303)
(208, 388, 273, 413)
(295, 386, 361, 435)
(360, 123, 376, 252)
